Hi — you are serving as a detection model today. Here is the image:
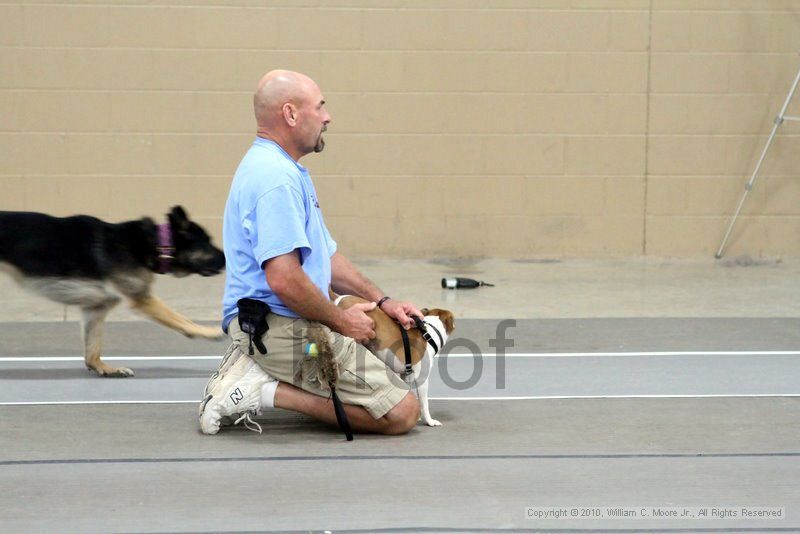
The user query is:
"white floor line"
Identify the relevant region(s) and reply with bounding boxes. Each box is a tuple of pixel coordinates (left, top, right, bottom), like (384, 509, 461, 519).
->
(2, 350, 800, 363)
(3, 393, 800, 406)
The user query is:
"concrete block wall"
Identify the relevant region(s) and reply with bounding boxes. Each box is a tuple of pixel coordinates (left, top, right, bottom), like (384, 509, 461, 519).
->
(2, 0, 800, 258)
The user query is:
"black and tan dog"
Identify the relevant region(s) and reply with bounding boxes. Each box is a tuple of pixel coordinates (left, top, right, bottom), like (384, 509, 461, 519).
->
(0, 206, 225, 377)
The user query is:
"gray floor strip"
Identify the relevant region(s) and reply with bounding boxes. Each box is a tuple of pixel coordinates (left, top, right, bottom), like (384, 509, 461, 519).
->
(5, 451, 800, 467)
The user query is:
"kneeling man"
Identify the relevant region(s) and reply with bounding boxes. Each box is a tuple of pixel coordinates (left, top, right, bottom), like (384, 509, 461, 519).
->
(199, 69, 422, 436)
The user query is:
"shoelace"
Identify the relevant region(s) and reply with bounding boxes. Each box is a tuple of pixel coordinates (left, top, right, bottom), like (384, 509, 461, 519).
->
(234, 411, 262, 434)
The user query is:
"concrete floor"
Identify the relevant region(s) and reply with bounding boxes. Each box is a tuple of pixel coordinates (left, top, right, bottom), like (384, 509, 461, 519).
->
(1, 257, 800, 533)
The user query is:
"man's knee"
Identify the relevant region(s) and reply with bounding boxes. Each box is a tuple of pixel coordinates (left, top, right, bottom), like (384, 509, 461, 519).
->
(383, 392, 420, 435)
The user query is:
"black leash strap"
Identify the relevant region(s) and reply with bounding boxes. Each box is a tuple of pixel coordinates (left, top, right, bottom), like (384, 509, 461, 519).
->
(399, 324, 413, 380)
(331, 388, 353, 441)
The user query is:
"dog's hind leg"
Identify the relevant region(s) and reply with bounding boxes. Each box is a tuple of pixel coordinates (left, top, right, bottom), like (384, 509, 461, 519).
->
(129, 295, 224, 340)
(81, 297, 133, 377)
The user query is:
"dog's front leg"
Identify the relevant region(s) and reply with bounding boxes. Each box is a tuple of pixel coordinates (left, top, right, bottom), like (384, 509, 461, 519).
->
(130, 295, 224, 339)
(81, 299, 134, 377)
(412, 360, 441, 427)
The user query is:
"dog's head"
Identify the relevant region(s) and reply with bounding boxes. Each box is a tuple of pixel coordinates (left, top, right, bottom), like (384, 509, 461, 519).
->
(421, 308, 455, 335)
(418, 308, 455, 358)
(167, 206, 225, 277)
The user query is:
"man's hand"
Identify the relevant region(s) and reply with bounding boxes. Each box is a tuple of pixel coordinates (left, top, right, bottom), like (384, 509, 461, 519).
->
(336, 302, 377, 344)
(380, 299, 424, 330)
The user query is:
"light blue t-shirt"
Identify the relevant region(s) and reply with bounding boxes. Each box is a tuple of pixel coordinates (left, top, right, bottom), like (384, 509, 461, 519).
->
(221, 137, 337, 331)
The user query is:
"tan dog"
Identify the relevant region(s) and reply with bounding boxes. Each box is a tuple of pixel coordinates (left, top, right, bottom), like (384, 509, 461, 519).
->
(331, 290, 455, 426)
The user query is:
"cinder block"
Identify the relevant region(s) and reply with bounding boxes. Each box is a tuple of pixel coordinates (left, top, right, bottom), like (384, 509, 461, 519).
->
(529, 10, 609, 52)
(193, 176, 235, 218)
(0, 92, 20, 132)
(688, 12, 771, 53)
(763, 175, 800, 216)
(64, 92, 112, 132)
(65, 49, 153, 90)
(194, 7, 280, 49)
(0, 177, 27, 210)
(150, 50, 239, 91)
(0, 49, 19, 88)
(275, 8, 363, 50)
(439, 176, 526, 216)
(23, 5, 109, 47)
(18, 133, 69, 175)
(19, 48, 69, 89)
(728, 54, 798, 94)
(650, 53, 729, 93)
(648, 136, 728, 175)
(609, 11, 650, 51)
(645, 215, 739, 256)
(361, 9, 445, 50)
(687, 176, 767, 217)
(192, 92, 252, 134)
(484, 136, 565, 175)
(653, 1, 789, 12)
(565, 136, 645, 175)
(524, 176, 606, 216)
(649, 94, 772, 135)
(107, 176, 196, 219)
(483, 53, 568, 92)
(566, 53, 649, 92)
(107, 7, 195, 48)
(651, 11, 692, 52)
(605, 176, 646, 216)
(0, 5, 23, 46)
(646, 177, 687, 216)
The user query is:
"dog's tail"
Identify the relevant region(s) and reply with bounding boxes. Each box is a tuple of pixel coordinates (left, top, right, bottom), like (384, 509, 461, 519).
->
(306, 323, 353, 441)
(306, 324, 338, 387)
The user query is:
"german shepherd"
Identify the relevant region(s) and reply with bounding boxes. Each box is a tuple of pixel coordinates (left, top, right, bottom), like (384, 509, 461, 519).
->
(0, 206, 225, 377)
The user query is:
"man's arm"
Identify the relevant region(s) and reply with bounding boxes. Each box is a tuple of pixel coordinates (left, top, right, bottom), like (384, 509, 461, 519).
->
(330, 252, 382, 302)
(265, 251, 376, 343)
(330, 252, 422, 329)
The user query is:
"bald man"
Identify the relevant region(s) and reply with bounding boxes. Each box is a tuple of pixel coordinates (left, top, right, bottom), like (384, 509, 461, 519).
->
(199, 70, 423, 436)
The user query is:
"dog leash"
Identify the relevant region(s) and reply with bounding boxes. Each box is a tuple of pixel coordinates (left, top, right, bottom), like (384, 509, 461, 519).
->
(305, 340, 353, 442)
(331, 387, 353, 441)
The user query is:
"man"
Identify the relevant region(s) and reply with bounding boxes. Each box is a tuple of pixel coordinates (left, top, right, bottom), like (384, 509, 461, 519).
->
(199, 70, 422, 436)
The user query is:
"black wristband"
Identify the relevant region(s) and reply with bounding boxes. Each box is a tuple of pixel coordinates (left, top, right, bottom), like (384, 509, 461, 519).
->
(376, 296, 391, 309)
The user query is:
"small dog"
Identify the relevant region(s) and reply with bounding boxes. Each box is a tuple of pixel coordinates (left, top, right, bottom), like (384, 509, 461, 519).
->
(331, 290, 455, 426)
(0, 206, 225, 377)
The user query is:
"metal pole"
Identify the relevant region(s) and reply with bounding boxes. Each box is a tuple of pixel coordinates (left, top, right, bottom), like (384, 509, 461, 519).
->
(715, 64, 800, 259)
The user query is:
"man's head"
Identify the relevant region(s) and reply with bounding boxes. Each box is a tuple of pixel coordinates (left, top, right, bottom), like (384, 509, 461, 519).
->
(254, 70, 331, 161)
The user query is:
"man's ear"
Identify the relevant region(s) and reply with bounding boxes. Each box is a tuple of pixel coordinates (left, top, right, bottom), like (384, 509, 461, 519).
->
(283, 103, 297, 126)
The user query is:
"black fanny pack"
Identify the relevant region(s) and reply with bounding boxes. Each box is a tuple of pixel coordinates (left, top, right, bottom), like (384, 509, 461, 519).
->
(237, 298, 270, 355)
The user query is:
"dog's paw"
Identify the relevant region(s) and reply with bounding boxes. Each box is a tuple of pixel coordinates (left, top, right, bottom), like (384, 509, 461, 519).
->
(91, 366, 135, 378)
(423, 418, 442, 427)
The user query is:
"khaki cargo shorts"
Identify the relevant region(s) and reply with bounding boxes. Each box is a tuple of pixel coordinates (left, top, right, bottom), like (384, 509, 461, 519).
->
(228, 314, 409, 419)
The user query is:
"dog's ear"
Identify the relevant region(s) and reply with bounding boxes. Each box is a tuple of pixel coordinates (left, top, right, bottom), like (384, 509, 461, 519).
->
(420, 308, 430, 315)
(426, 308, 455, 334)
(168, 206, 190, 230)
(441, 311, 455, 334)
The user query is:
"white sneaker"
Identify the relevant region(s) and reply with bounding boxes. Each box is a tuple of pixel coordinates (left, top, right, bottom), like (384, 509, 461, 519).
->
(199, 352, 275, 435)
(199, 344, 241, 428)
(201, 343, 241, 403)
